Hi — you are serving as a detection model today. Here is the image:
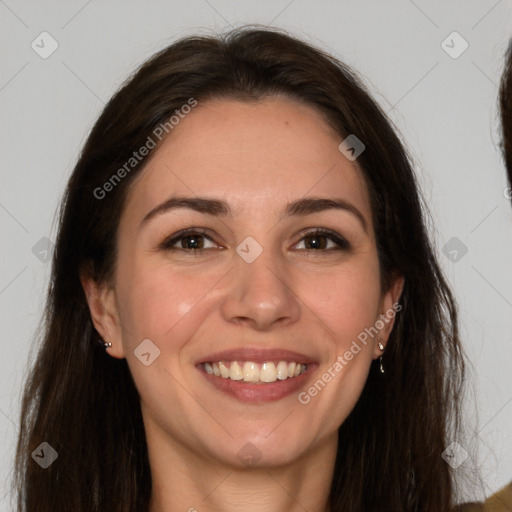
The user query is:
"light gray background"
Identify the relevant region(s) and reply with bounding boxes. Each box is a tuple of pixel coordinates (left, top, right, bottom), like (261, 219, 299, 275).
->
(1, 0, 511, 508)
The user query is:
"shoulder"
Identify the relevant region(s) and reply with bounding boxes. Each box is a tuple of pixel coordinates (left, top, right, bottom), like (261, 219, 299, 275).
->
(452, 482, 512, 512)
(484, 482, 512, 511)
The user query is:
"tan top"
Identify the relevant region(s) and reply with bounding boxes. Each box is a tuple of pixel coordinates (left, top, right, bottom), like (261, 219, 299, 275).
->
(454, 483, 512, 511)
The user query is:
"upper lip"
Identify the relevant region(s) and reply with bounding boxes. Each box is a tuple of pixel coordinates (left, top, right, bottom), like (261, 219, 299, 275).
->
(196, 347, 317, 365)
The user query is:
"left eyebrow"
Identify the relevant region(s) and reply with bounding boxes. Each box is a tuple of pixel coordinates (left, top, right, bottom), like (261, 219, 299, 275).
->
(139, 195, 368, 233)
(282, 197, 368, 233)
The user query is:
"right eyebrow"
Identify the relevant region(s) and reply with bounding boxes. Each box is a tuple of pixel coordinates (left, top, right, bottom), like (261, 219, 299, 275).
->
(140, 196, 231, 229)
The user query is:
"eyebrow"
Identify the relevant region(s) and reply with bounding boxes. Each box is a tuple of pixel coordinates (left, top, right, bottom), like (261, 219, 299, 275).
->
(140, 195, 368, 232)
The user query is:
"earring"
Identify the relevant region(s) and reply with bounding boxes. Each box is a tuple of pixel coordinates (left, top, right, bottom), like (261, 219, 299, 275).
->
(98, 338, 112, 349)
(378, 340, 385, 374)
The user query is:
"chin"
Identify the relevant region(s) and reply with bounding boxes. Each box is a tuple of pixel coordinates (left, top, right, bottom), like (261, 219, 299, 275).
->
(204, 428, 315, 470)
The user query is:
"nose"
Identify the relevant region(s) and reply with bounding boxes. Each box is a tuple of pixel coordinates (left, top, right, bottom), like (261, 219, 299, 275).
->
(220, 247, 301, 331)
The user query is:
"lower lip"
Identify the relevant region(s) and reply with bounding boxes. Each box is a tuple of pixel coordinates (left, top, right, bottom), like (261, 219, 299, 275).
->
(198, 365, 316, 403)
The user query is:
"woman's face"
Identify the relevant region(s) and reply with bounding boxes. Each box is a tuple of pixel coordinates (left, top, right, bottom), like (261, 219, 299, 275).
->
(86, 97, 402, 469)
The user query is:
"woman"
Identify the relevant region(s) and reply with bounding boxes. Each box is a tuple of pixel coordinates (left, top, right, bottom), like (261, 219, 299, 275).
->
(15, 27, 468, 511)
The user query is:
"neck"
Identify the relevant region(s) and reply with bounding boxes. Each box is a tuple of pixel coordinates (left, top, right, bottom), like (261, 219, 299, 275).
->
(147, 423, 336, 512)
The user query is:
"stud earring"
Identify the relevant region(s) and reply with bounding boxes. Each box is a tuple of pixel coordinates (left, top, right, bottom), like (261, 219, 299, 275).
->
(98, 338, 112, 349)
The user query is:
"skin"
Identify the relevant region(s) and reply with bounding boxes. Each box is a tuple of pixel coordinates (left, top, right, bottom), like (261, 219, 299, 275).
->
(83, 97, 403, 512)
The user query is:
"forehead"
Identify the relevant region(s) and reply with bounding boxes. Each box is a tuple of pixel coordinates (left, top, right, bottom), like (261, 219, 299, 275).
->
(122, 97, 372, 224)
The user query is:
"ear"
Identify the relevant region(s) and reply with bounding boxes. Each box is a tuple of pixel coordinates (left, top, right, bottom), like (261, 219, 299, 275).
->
(80, 274, 125, 359)
(372, 273, 404, 358)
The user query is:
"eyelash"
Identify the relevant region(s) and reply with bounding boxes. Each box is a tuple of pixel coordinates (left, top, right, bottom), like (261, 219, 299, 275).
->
(160, 228, 350, 253)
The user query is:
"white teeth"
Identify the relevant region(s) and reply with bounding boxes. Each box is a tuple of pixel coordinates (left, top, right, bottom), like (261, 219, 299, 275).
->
(260, 362, 277, 382)
(276, 361, 289, 380)
(229, 361, 243, 380)
(203, 360, 307, 383)
(243, 362, 259, 382)
(218, 361, 230, 378)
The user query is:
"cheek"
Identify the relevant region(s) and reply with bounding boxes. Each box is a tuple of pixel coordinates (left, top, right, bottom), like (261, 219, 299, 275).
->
(114, 261, 222, 406)
(301, 259, 382, 348)
(115, 257, 224, 348)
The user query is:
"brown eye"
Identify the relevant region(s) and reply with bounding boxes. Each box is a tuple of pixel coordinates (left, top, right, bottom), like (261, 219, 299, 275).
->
(303, 234, 329, 249)
(180, 234, 205, 249)
(294, 229, 350, 251)
(161, 229, 219, 251)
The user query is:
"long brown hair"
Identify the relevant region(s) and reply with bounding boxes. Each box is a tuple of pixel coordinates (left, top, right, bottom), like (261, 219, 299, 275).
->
(500, 39, 512, 192)
(14, 27, 466, 511)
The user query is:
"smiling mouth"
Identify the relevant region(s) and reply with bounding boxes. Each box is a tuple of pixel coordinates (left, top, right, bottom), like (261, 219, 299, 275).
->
(200, 361, 308, 384)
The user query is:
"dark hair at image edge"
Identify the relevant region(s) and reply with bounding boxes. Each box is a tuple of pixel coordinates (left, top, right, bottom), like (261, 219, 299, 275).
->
(14, 26, 466, 511)
(500, 38, 512, 193)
